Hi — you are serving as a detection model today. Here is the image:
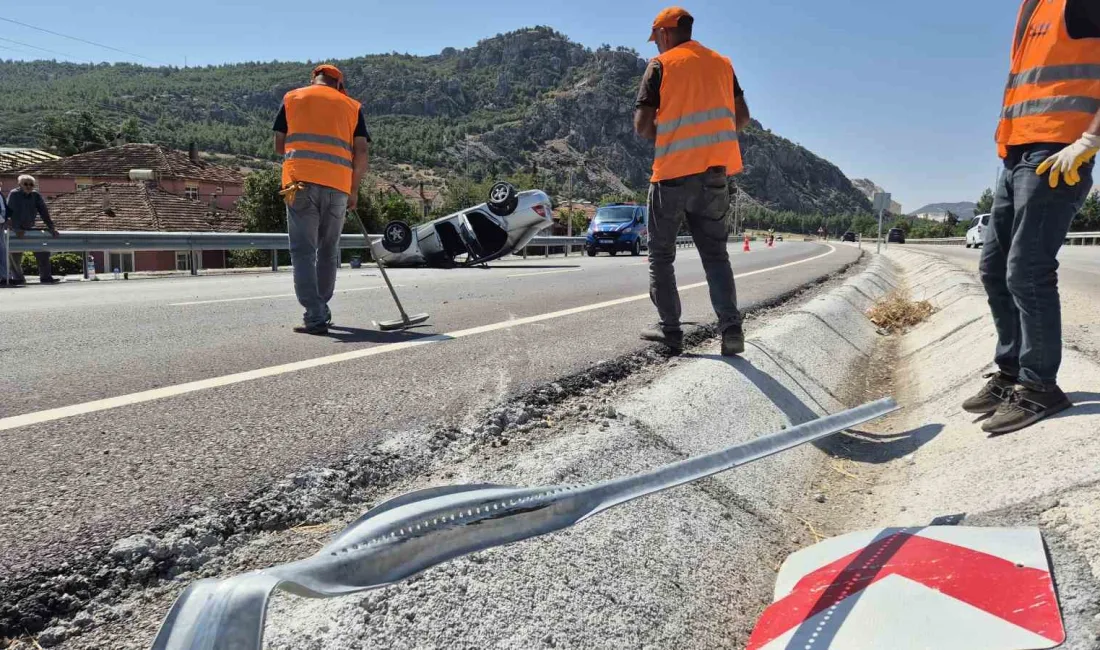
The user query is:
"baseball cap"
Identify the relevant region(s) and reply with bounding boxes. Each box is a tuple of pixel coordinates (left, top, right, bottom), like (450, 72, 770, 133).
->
(649, 6, 693, 41)
(312, 64, 347, 94)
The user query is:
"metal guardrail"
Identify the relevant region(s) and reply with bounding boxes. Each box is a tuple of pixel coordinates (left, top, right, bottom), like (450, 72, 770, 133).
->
(4, 231, 698, 275)
(905, 232, 1100, 247)
(6, 231, 696, 254)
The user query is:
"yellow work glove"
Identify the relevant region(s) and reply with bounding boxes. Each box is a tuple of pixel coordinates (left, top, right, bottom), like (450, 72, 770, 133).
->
(278, 181, 307, 206)
(1036, 133, 1100, 188)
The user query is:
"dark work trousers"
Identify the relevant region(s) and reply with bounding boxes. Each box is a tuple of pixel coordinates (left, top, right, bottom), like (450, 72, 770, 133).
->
(980, 143, 1093, 388)
(7, 250, 53, 284)
(647, 166, 742, 334)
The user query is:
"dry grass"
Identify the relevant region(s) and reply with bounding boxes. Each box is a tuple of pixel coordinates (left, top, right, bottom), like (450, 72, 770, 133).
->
(867, 291, 935, 334)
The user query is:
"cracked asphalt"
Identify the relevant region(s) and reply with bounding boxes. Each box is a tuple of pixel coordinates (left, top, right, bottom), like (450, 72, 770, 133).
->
(0, 241, 858, 592)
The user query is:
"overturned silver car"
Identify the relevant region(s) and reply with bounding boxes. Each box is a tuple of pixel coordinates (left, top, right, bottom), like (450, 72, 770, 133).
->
(370, 182, 553, 268)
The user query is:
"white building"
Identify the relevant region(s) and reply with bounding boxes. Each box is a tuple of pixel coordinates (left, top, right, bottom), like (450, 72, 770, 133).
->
(913, 210, 952, 223)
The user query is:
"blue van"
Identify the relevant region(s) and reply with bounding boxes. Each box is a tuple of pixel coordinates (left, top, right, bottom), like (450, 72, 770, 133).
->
(585, 204, 649, 256)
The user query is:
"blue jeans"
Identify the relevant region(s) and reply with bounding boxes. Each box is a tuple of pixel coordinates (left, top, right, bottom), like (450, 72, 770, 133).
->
(287, 184, 348, 326)
(980, 144, 1094, 388)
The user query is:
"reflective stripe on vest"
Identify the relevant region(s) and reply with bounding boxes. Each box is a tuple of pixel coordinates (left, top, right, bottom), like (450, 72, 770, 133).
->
(655, 107, 738, 136)
(996, 0, 1100, 157)
(654, 130, 739, 159)
(1002, 95, 1100, 120)
(285, 132, 354, 152)
(650, 41, 743, 183)
(284, 149, 355, 169)
(1006, 63, 1100, 89)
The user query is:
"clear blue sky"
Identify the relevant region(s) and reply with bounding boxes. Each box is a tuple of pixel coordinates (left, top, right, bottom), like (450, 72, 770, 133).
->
(7, 0, 1020, 211)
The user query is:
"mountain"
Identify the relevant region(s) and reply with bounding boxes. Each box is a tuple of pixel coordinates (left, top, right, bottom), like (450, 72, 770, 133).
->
(849, 178, 902, 214)
(0, 27, 870, 215)
(908, 201, 978, 218)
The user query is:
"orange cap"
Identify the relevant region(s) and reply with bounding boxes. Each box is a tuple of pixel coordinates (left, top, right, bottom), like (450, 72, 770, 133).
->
(312, 64, 347, 94)
(649, 6, 693, 41)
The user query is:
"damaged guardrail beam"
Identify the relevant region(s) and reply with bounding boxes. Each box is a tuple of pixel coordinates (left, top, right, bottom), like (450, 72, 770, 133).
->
(150, 397, 899, 650)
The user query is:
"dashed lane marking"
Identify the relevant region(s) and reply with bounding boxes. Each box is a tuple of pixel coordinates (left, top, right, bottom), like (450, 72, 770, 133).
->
(506, 269, 584, 278)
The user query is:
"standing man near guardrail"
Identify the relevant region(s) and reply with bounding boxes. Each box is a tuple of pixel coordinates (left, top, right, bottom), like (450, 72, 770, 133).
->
(634, 6, 750, 356)
(274, 64, 370, 335)
(6, 175, 60, 286)
(964, 0, 1100, 434)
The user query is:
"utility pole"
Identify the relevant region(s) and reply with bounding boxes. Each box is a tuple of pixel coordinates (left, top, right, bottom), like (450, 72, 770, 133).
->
(567, 169, 574, 237)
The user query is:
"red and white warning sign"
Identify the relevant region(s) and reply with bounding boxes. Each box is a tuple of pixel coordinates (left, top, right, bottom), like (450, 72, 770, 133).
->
(748, 527, 1064, 650)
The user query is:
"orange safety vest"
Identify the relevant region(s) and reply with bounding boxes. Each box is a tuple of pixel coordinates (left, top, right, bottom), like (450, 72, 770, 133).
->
(996, 0, 1100, 158)
(281, 85, 362, 194)
(651, 40, 743, 183)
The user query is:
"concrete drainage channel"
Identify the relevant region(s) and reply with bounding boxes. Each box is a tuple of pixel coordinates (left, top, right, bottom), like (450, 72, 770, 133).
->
(4, 253, 904, 650)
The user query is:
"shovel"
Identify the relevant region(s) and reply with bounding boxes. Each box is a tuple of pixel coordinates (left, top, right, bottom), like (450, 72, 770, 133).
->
(348, 211, 429, 331)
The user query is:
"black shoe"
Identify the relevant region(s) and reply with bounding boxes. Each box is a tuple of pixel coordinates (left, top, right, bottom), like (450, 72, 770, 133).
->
(40, 278, 62, 285)
(641, 326, 683, 353)
(293, 322, 329, 336)
(982, 384, 1072, 436)
(962, 372, 1017, 414)
(722, 325, 745, 357)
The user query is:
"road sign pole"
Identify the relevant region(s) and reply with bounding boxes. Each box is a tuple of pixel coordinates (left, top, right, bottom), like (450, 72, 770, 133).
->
(878, 208, 884, 254)
(873, 192, 891, 255)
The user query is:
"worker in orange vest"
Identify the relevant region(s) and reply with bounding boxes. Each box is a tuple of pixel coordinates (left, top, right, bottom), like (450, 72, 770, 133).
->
(634, 7, 750, 356)
(963, 0, 1100, 434)
(274, 64, 370, 335)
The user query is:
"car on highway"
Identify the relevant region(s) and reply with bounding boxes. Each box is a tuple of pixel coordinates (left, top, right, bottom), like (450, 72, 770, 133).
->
(841, 231, 857, 242)
(966, 213, 990, 248)
(586, 203, 649, 256)
(887, 228, 906, 244)
(370, 182, 552, 267)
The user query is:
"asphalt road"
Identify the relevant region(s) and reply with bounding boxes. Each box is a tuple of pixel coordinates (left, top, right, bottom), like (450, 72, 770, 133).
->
(0, 241, 858, 579)
(902, 244, 1100, 363)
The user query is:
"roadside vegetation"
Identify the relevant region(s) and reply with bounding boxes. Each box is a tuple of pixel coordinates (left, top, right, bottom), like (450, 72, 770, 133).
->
(867, 291, 935, 334)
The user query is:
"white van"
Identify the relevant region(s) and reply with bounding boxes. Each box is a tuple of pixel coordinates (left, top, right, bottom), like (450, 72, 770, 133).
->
(966, 213, 991, 249)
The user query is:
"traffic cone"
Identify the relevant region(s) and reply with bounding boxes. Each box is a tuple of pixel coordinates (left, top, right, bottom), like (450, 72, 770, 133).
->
(743, 235, 751, 252)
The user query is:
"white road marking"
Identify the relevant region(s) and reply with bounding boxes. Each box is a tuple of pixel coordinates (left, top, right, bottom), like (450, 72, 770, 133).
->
(0, 245, 836, 431)
(506, 269, 583, 278)
(170, 286, 394, 306)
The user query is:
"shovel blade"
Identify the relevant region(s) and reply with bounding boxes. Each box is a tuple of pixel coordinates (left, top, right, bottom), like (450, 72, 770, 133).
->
(375, 313, 430, 331)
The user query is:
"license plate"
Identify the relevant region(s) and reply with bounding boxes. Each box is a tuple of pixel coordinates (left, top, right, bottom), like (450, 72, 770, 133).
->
(599, 239, 614, 244)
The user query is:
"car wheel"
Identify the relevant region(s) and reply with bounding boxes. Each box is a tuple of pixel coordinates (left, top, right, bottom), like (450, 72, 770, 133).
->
(382, 220, 414, 254)
(965, 243, 972, 249)
(587, 247, 597, 257)
(487, 181, 519, 217)
(609, 249, 617, 256)
(631, 239, 641, 256)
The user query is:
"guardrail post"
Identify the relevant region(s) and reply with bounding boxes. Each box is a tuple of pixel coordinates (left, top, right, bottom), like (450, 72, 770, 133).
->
(83, 250, 90, 280)
(271, 250, 278, 272)
(523, 246, 528, 259)
(190, 247, 198, 276)
(545, 245, 549, 259)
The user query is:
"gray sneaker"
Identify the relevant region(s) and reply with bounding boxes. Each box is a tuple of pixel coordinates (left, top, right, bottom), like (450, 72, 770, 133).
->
(962, 372, 1017, 414)
(982, 384, 1072, 436)
(641, 326, 683, 353)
